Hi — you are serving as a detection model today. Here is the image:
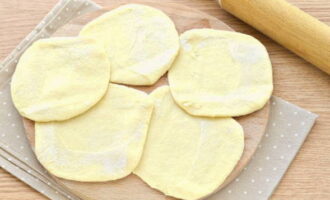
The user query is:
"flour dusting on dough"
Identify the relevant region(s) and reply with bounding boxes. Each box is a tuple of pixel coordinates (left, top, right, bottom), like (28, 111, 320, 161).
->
(168, 29, 272, 117)
(130, 48, 177, 75)
(35, 84, 154, 182)
(199, 120, 209, 143)
(103, 152, 128, 174)
(134, 87, 244, 200)
(11, 37, 111, 122)
(229, 41, 266, 65)
(181, 39, 192, 51)
(132, 123, 145, 142)
(80, 4, 179, 85)
(23, 104, 51, 116)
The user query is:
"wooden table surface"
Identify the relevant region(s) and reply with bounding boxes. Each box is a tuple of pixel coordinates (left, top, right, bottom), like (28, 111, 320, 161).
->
(0, 0, 329, 199)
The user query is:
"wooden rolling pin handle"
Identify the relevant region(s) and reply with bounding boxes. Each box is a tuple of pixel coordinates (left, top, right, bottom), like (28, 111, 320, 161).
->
(218, 0, 330, 75)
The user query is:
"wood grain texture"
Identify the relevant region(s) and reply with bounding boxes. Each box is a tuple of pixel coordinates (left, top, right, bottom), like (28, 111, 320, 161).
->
(21, 2, 270, 199)
(220, 0, 330, 74)
(0, 0, 329, 200)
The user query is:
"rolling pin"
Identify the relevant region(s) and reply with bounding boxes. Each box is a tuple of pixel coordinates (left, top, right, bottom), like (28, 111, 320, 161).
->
(217, 0, 330, 75)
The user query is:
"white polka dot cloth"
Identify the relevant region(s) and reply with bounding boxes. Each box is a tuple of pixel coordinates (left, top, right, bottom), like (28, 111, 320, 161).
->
(209, 97, 317, 200)
(0, 0, 318, 200)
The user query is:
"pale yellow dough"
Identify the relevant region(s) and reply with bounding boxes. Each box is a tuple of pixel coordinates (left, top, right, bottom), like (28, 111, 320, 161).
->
(11, 37, 111, 122)
(168, 29, 273, 117)
(80, 4, 179, 85)
(134, 86, 244, 200)
(35, 84, 154, 182)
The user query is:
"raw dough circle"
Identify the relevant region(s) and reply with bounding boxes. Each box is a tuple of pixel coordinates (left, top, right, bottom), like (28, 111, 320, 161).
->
(80, 4, 179, 86)
(11, 37, 111, 122)
(168, 29, 273, 117)
(35, 84, 154, 182)
(134, 86, 244, 200)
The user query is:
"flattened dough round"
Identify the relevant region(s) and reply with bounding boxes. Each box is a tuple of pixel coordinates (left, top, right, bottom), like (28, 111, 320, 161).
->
(134, 86, 244, 200)
(35, 84, 154, 182)
(11, 37, 111, 122)
(168, 29, 273, 117)
(80, 4, 179, 85)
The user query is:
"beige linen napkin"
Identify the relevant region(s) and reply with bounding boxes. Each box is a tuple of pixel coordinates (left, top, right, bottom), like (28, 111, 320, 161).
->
(0, 0, 318, 199)
(0, 148, 80, 200)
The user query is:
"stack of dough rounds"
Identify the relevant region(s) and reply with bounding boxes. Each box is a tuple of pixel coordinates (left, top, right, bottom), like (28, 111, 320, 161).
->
(11, 37, 111, 122)
(168, 29, 273, 117)
(80, 4, 179, 86)
(10, 3, 274, 198)
(35, 84, 154, 182)
(134, 86, 244, 200)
